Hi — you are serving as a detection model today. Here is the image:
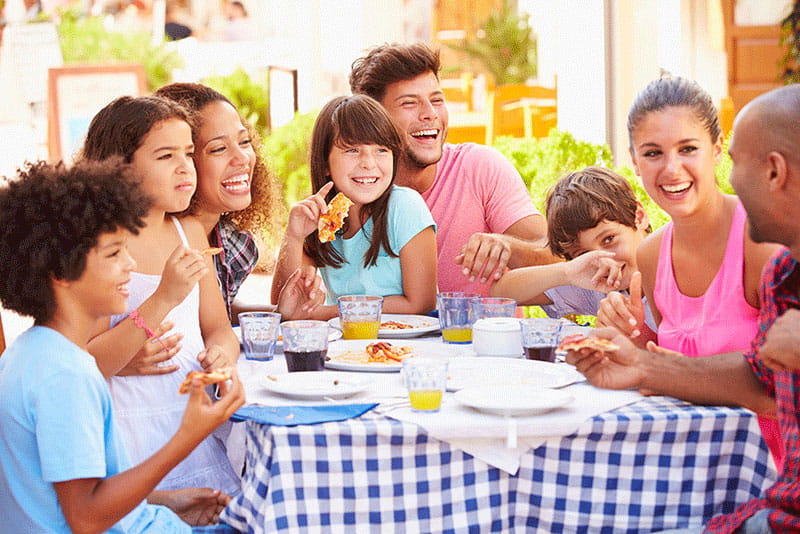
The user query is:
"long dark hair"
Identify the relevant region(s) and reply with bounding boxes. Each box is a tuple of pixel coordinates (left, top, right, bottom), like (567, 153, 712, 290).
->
(304, 95, 403, 268)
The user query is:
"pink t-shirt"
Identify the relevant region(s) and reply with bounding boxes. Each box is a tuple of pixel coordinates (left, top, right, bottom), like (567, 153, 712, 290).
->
(422, 143, 539, 296)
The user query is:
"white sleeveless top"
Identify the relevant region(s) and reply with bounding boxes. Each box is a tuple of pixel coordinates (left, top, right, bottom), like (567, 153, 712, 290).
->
(108, 217, 240, 494)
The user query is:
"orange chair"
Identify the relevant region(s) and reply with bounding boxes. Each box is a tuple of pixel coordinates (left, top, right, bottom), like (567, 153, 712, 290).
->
(487, 80, 557, 143)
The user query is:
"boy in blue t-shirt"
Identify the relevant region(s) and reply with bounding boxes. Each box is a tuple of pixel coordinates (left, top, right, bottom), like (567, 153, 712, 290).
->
(490, 166, 656, 343)
(0, 160, 245, 533)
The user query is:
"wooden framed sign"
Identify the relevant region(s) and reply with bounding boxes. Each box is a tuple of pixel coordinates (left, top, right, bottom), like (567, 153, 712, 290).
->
(47, 64, 147, 162)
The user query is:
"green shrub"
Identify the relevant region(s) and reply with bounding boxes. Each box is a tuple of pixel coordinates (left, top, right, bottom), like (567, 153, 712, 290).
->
(57, 8, 183, 91)
(263, 111, 317, 207)
(493, 129, 670, 229)
(202, 67, 269, 139)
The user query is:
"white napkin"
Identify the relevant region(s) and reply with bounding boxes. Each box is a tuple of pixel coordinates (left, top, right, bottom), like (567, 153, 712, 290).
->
(386, 384, 643, 474)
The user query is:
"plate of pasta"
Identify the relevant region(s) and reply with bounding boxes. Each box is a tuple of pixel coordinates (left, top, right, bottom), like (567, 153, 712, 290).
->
(325, 339, 473, 372)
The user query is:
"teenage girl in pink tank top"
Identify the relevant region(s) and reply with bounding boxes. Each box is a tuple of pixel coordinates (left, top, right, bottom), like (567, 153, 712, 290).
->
(603, 77, 784, 470)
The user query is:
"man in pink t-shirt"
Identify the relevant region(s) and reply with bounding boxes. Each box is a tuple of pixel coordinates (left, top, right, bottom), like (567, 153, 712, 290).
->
(350, 42, 556, 295)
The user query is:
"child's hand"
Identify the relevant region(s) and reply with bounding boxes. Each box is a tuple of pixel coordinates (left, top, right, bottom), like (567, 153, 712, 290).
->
(286, 182, 335, 240)
(118, 320, 182, 376)
(277, 266, 325, 320)
(150, 488, 230, 526)
(562, 250, 618, 292)
(596, 271, 646, 339)
(179, 368, 245, 444)
(197, 345, 235, 370)
(156, 245, 209, 308)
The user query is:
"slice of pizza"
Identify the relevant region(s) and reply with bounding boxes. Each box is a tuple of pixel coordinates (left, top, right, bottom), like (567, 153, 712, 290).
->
(318, 192, 354, 243)
(201, 247, 224, 256)
(557, 334, 620, 353)
(178, 366, 234, 394)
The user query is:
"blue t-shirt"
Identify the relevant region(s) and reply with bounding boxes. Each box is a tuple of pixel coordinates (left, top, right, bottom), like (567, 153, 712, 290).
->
(0, 326, 189, 533)
(321, 186, 436, 303)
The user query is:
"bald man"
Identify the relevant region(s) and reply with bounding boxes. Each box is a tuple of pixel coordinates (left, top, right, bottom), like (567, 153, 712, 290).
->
(567, 84, 800, 532)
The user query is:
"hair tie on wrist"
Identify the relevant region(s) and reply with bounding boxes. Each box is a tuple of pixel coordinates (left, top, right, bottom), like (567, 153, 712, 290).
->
(128, 309, 169, 351)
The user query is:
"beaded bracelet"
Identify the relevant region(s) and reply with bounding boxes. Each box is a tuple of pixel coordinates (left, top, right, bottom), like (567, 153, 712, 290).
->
(129, 309, 170, 351)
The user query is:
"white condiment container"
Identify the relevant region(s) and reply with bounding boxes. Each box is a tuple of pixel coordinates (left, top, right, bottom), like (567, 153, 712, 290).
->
(471, 317, 523, 358)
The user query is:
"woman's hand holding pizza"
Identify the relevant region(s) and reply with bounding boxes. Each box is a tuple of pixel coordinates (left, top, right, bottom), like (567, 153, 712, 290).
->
(286, 182, 335, 241)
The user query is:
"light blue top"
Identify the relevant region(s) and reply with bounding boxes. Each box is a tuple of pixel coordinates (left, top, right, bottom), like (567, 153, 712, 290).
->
(321, 186, 436, 303)
(543, 285, 657, 331)
(0, 326, 190, 533)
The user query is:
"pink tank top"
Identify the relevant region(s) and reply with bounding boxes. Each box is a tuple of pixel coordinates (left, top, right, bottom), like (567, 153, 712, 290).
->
(654, 201, 758, 357)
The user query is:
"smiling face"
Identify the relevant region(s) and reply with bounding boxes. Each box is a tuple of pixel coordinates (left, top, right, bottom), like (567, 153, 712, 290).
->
(629, 106, 722, 219)
(68, 229, 136, 318)
(568, 210, 649, 290)
(130, 118, 196, 214)
(380, 71, 448, 169)
(326, 142, 394, 208)
(193, 100, 255, 216)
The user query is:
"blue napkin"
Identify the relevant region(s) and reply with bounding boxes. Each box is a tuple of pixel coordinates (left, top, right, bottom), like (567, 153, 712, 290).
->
(230, 403, 378, 426)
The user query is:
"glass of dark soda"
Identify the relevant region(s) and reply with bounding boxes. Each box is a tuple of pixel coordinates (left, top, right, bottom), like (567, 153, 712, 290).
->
(280, 320, 330, 372)
(519, 318, 562, 363)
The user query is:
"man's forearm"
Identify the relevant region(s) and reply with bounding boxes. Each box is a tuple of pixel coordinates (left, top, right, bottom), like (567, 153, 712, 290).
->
(640, 351, 775, 416)
(506, 234, 561, 268)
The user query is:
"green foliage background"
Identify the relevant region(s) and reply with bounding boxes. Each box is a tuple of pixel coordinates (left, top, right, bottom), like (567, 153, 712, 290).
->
(202, 67, 270, 138)
(57, 9, 183, 91)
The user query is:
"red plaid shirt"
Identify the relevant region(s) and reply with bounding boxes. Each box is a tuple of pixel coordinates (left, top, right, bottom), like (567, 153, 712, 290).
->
(211, 219, 259, 320)
(705, 248, 800, 533)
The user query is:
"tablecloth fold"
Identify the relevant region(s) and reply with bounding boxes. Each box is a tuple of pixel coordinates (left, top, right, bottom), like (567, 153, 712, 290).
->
(231, 403, 377, 426)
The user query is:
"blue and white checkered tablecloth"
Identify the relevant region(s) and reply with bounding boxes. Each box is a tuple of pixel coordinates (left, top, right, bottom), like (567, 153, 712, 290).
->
(220, 396, 776, 533)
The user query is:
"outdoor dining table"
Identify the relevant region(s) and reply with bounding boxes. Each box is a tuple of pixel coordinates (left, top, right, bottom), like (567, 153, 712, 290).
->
(219, 335, 776, 533)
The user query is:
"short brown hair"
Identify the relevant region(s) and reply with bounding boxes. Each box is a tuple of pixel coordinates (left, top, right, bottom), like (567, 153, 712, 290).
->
(545, 167, 647, 259)
(349, 42, 441, 102)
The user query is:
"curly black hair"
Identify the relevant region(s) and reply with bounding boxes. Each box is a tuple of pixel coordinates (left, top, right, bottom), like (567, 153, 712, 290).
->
(0, 159, 151, 323)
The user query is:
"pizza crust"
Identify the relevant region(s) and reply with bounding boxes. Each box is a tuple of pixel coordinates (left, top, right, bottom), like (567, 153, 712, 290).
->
(178, 367, 234, 394)
(557, 334, 620, 353)
(318, 192, 354, 243)
(201, 247, 224, 256)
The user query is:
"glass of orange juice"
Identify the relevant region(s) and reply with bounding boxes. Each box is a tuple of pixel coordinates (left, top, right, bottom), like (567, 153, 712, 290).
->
(337, 295, 383, 339)
(402, 358, 448, 412)
(437, 292, 480, 344)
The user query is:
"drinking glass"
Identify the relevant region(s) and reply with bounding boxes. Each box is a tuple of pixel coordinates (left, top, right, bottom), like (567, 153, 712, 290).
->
(337, 295, 383, 339)
(519, 317, 562, 362)
(280, 320, 330, 372)
(436, 292, 480, 343)
(237, 312, 281, 361)
(402, 358, 449, 412)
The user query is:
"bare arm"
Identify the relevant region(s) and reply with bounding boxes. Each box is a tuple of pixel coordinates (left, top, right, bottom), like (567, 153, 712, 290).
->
(490, 250, 619, 305)
(89, 245, 210, 378)
(270, 183, 333, 304)
(455, 214, 559, 285)
(54, 374, 245, 534)
(566, 327, 775, 416)
(381, 226, 438, 314)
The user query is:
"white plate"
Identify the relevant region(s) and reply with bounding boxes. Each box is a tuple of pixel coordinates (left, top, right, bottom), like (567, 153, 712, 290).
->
(324, 339, 473, 373)
(446, 357, 583, 392)
(454, 384, 574, 416)
(234, 326, 342, 350)
(328, 314, 441, 338)
(262, 372, 369, 400)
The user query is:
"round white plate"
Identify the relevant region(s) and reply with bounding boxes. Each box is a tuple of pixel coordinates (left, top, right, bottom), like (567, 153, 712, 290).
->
(446, 357, 584, 392)
(234, 326, 342, 350)
(324, 339, 473, 373)
(262, 372, 369, 400)
(454, 384, 574, 416)
(328, 314, 441, 339)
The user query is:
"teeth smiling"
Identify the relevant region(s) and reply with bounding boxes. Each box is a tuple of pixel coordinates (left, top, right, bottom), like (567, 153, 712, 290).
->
(222, 174, 249, 191)
(662, 183, 691, 193)
(411, 129, 438, 137)
(353, 177, 378, 184)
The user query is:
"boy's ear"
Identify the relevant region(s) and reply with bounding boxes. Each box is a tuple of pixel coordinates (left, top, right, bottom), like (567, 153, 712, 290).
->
(635, 203, 649, 231)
